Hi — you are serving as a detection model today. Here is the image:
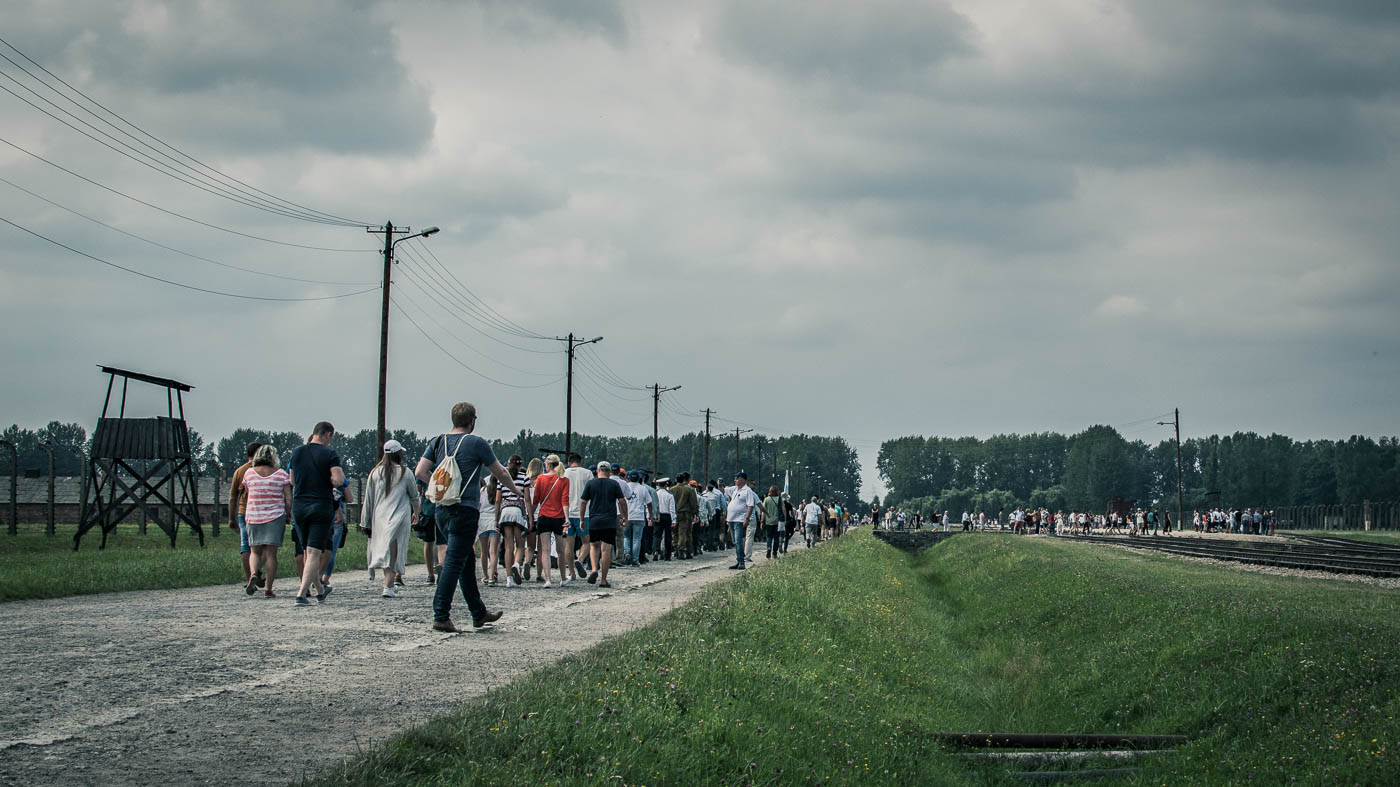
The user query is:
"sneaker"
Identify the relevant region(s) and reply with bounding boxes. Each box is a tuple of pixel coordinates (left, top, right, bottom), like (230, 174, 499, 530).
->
(317, 585, 333, 603)
(472, 610, 503, 628)
(598, 580, 611, 588)
(295, 596, 311, 606)
(542, 580, 553, 588)
(395, 576, 405, 588)
(244, 576, 258, 595)
(254, 573, 265, 589)
(533, 577, 544, 584)
(426, 575, 437, 585)
(574, 559, 586, 576)
(506, 575, 519, 588)
(587, 571, 598, 585)
(728, 563, 742, 570)
(521, 562, 532, 581)
(510, 564, 523, 586)
(487, 576, 498, 586)
(561, 577, 574, 587)
(381, 586, 398, 598)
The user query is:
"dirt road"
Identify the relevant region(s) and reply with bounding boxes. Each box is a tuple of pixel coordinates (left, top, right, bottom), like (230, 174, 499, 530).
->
(0, 544, 774, 785)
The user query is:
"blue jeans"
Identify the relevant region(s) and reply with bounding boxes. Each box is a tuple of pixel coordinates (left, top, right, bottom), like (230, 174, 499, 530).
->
(237, 514, 250, 554)
(730, 521, 747, 565)
(432, 505, 487, 623)
(624, 520, 645, 562)
(323, 523, 345, 577)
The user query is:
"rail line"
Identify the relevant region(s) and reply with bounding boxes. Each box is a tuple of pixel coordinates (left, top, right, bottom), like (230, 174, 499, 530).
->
(1062, 534, 1400, 578)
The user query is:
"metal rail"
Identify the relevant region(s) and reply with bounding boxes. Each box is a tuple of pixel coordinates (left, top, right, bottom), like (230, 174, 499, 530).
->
(1065, 536, 1400, 578)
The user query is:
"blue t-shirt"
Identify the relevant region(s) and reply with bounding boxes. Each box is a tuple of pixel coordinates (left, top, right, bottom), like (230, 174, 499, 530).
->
(288, 442, 341, 504)
(422, 433, 497, 509)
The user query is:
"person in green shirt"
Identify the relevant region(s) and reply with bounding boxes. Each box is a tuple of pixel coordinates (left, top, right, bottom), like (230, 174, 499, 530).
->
(762, 486, 783, 559)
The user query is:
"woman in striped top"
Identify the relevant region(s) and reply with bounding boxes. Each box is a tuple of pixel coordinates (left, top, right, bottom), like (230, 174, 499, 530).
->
(242, 445, 291, 598)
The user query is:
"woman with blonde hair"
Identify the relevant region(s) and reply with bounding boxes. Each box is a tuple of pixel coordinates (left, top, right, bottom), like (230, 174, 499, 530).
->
(532, 454, 572, 587)
(361, 440, 420, 598)
(241, 445, 291, 598)
(521, 456, 545, 582)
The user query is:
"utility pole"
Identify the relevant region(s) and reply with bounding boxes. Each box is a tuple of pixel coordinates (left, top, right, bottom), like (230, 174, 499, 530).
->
(40, 441, 54, 537)
(651, 384, 681, 480)
(733, 427, 754, 475)
(553, 333, 603, 461)
(0, 439, 15, 535)
(366, 221, 439, 458)
(1158, 408, 1184, 533)
(703, 409, 714, 482)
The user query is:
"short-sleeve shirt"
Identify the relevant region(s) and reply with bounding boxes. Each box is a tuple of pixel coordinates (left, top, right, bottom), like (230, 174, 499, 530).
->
(242, 468, 290, 524)
(421, 433, 498, 510)
(500, 470, 530, 513)
(534, 474, 569, 519)
(580, 476, 626, 528)
(626, 481, 650, 522)
(725, 485, 759, 522)
(564, 466, 593, 518)
(288, 443, 341, 504)
(761, 495, 781, 524)
(229, 460, 253, 515)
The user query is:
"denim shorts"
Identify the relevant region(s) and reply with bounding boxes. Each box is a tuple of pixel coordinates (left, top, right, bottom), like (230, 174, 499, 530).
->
(237, 514, 251, 554)
(567, 516, 587, 538)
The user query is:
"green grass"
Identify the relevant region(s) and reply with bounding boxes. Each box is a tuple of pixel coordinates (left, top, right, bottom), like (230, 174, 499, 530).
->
(0, 523, 422, 602)
(310, 531, 1399, 785)
(1282, 529, 1400, 546)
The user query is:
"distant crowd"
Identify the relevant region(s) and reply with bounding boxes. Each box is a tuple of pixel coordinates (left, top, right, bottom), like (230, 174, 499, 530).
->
(872, 505, 1279, 537)
(223, 402, 857, 632)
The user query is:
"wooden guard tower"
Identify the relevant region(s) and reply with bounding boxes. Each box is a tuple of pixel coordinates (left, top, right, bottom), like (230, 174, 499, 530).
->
(75, 366, 204, 550)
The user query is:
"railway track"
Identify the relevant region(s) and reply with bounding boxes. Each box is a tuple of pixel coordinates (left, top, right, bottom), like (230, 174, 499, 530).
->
(1062, 534, 1400, 578)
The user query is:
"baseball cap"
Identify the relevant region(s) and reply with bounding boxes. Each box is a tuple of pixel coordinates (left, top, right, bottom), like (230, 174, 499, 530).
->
(734, 471, 747, 479)
(596, 461, 611, 472)
(383, 439, 405, 454)
(610, 463, 622, 472)
(627, 469, 643, 480)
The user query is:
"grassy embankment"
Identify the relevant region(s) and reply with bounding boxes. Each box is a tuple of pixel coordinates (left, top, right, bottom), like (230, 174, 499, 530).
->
(1282, 529, 1400, 546)
(313, 529, 1397, 785)
(0, 523, 421, 602)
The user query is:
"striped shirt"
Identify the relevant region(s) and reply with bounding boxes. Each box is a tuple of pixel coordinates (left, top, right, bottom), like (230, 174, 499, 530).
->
(243, 468, 290, 524)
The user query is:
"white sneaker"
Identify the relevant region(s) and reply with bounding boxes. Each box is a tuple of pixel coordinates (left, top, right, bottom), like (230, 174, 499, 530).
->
(506, 576, 519, 587)
(381, 586, 397, 598)
(561, 577, 574, 587)
(543, 579, 553, 588)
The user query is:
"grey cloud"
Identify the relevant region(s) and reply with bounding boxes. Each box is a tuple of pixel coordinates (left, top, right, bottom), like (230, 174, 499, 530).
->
(4, 0, 433, 155)
(478, 0, 629, 47)
(712, 0, 972, 87)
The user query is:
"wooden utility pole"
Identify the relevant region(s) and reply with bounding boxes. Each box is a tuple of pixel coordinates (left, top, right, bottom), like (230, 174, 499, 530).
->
(733, 427, 754, 475)
(703, 409, 714, 482)
(651, 384, 681, 479)
(556, 334, 603, 461)
(367, 222, 438, 458)
(1174, 408, 1184, 533)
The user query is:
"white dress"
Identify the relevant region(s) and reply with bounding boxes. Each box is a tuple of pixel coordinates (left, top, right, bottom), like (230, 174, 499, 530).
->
(362, 466, 420, 575)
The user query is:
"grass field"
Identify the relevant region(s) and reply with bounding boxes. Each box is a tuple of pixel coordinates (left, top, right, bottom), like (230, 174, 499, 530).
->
(0, 523, 422, 602)
(312, 529, 1398, 785)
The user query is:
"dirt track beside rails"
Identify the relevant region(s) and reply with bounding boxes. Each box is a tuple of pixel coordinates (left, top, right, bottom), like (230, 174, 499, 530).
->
(0, 545, 774, 785)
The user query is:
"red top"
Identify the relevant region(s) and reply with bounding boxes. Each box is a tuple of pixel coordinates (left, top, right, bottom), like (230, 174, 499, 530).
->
(533, 474, 569, 519)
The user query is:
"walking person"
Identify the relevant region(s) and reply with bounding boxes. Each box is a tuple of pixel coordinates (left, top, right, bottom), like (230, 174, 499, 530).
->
(477, 478, 501, 586)
(321, 477, 354, 591)
(412, 477, 438, 584)
(415, 402, 515, 633)
(523, 457, 545, 580)
(362, 440, 420, 598)
(655, 479, 676, 560)
(496, 455, 532, 586)
(623, 470, 652, 566)
(563, 453, 593, 577)
(579, 461, 628, 588)
(669, 473, 699, 560)
(725, 472, 759, 569)
(289, 422, 346, 606)
(532, 454, 571, 587)
(241, 445, 290, 598)
(228, 441, 263, 590)
(803, 496, 823, 547)
(762, 486, 783, 559)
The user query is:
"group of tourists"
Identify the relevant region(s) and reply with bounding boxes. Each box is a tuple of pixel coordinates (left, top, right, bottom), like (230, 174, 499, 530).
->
(227, 402, 840, 632)
(1193, 507, 1276, 535)
(872, 503, 1281, 538)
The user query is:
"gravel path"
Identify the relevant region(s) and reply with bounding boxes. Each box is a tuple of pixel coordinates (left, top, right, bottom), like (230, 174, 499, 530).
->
(0, 543, 781, 785)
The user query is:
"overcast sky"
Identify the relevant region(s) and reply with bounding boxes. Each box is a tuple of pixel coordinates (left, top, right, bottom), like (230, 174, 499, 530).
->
(2, 0, 1397, 497)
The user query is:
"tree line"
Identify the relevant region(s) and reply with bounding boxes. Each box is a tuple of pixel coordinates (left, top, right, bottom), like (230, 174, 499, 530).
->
(876, 427, 1400, 516)
(1, 422, 863, 506)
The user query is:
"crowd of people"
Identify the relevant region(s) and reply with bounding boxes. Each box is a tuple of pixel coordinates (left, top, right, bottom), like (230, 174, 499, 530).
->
(225, 402, 858, 632)
(871, 504, 1279, 537)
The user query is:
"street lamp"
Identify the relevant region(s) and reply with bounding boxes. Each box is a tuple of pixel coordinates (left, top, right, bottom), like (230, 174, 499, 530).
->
(374, 223, 440, 455)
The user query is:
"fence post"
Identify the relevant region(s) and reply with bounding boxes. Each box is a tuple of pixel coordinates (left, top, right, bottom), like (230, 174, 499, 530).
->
(0, 440, 15, 535)
(213, 465, 224, 538)
(40, 442, 55, 536)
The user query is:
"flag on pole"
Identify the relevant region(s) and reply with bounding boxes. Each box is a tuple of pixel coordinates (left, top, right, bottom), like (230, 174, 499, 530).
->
(783, 469, 790, 496)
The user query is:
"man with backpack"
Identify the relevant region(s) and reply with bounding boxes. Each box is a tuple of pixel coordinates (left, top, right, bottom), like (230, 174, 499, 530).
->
(414, 402, 520, 633)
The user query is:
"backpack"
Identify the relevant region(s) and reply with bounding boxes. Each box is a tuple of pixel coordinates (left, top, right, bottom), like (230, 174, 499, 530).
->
(426, 434, 481, 506)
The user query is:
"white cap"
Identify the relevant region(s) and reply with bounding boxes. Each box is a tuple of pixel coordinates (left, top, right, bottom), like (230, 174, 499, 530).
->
(383, 439, 405, 454)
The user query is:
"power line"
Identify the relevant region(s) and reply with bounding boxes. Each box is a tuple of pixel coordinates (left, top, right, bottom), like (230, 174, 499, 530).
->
(577, 345, 648, 390)
(573, 388, 647, 430)
(389, 298, 565, 390)
(393, 247, 557, 353)
(0, 35, 368, 227)
(409, 238, 552, 340)
(0, 174, 376, 286)
(393, 259, 564, 358)
(1, 215, 377, 302)
(0, 134, 374, 252)
(390, 283, 561, 379)
(0, 77, 356, 226)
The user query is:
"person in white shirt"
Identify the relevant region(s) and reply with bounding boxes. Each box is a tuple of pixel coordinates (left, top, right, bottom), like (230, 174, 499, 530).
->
(563, 453, 594, 576)
(623, 470, 653, 566)
(655, 481, 677, 560)
(724, 471, 759, 570)
(803, 496, 823, 547)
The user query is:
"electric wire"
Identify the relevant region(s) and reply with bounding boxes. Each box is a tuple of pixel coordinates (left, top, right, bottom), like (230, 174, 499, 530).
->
(394, 247, 557, 353)
(577, 345, 648, 390)
(0, 77, 356, 226)
(573, 388, 647, 429)
(0, 174, 376, 286)
(391, 274, 562, 377)
(0, 134, 373, 251)
(409, 238, 552, 340)
(393, 260, 565, 362)
(1, 215, 377, 302)
(0, 35, 369, 226)
(389, 297, 565, 390)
